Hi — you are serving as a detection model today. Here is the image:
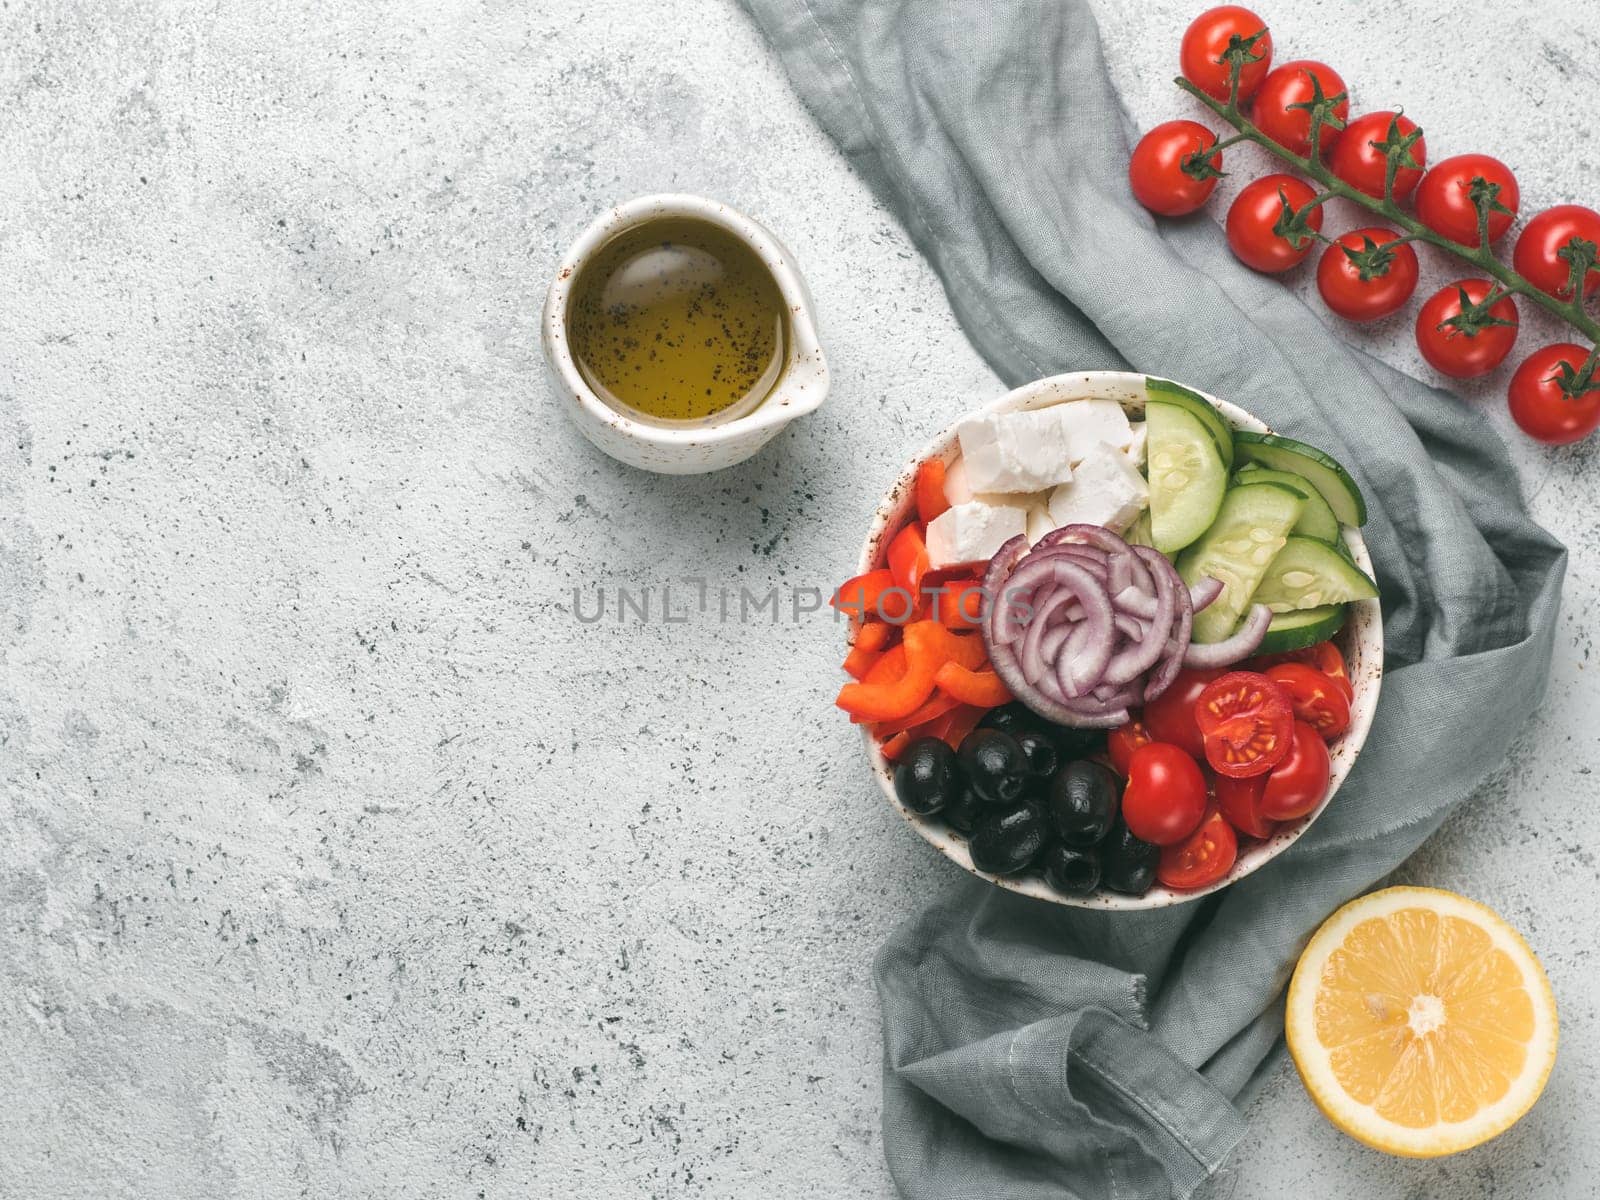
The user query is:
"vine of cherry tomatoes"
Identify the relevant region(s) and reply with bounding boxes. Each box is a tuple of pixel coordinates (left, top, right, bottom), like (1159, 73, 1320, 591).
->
(1130, 5, 1600, 445)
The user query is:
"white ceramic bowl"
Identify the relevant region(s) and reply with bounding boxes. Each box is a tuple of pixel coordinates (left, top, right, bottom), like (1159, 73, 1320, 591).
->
(542, 193, 830, 475)
(859, 371, 1383, 910)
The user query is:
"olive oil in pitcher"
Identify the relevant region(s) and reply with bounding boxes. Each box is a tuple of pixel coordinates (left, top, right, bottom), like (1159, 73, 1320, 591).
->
(566, 217, 788, 425)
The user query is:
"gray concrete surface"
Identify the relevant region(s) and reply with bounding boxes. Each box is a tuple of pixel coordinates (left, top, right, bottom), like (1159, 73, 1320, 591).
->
(2, 1, 1597, 1196)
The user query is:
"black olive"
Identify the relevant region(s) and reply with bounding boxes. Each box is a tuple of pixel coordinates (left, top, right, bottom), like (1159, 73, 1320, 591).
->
(1100, 821, 1161, 895)
(1051, 725, 1108, 761)
(968, 799, 1049, 876)
(979, 702, 1047, 739)
(957, 729, 1029, 805)
(1041, 844, 1101, 896)
(943, 782, 987, 835)
(892, 737, 960, 816)
(1014, 729, 1060, 780)
(1047, 760, 1120, 846)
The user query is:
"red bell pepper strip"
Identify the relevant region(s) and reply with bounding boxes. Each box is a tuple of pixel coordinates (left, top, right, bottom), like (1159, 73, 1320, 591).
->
(915, 459, 951, 525)
(887, 523, 931, 598)
(831, 568, 895, 619)
(934, 661, 1013, 708)
(835, 622, 944, 722)
(872, 689, 964, 739)
(841, 621, 895, 679)
(930, 578, 985, 630)
(914, 621, 988, 671)
(879, 730, 914, 761)
(924, 703, 987, 751)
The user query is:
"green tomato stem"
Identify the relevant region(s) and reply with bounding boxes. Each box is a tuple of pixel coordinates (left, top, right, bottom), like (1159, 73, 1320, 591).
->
(1177, 76, 1600, 350)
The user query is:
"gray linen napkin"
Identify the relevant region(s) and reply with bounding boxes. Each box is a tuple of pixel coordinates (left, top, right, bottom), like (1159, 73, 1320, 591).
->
(737, 0, 1568, 1194)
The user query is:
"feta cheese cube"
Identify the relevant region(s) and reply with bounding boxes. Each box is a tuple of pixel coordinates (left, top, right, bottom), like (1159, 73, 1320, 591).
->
(1046, 440, 1149, 534)
(956, 400, 1135, 494)
(1124, 421, 1147, 469)
(1025, 503, 1055, 545)
(943, 455, 974, 507)
(955, 410, 1075, 494)
(925, 500, 1028, 569)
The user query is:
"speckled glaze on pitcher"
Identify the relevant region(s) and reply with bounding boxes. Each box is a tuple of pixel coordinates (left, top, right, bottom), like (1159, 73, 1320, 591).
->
(542, 193, 829, 474)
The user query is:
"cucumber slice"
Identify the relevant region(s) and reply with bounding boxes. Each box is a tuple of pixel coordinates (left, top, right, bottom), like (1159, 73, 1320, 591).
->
(1145, 377, 1234, 469)
(1257, 604, 1347, 654)
(1146, 402, 1228, 555)
(1233, 464, 1340, 542)
(1232, 432, 1368, 526)
(1177, 481, 1305, 643)
(1123, 509, 1154, 548)
(1254, 536, 1378, 612)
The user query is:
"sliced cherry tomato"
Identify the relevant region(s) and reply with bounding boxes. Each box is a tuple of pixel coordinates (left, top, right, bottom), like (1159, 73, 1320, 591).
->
(1193, 671, 1293, 778)
(1108, 718, 1154, 777)
(1513, 205, 1600, 301)
(1508, 342, 1600, 446)
(1415, 279, 1519, 379)
(1250, 60, 1348, 158)
(1122, 742, 1208, 846)
(1414, 154, 1519, 247)
(1143, 667, 1224, 761)
(887, 523, 931, 597)
(1226, 174, 1324, 274)
(1259, 720, 1331, 820)
(1316, 228, 1419, 323)
(1180, 6, 1273, 103)
(1157, 810, 1238, 890)
(1264, 663, 1350, 738)
(1249, 641, 1351, 701)
(1328, 111, 1426, 201)
(1215, 772, 1276, 840)
(915, 459, 951, 525)
(1129, 120, 1224, 217)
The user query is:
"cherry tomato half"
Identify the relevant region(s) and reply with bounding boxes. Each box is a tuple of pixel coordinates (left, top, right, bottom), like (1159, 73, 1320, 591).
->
(1415, 279, 1519, 379)
(1414, 154, 1520, 247)
(1122, 742, 1208, 846)
(1316, 227, 1419, 323)
(1194, 671, 1293, 778)
(1259, 720, 1331, 821)
(1108, 717, 1154, 777)
(1507, 342, 1600, 446)
(1226, 174, 1324, 274)
(1513, 205, 1600, 301)
(1328, 111, 1426, 201)
(1249, 641, 1351, 701)
(1215, 772, 1276, 840)
(1180, 6, 1273, 103)
(1142, 666, 1224, 761)
(1264, 663, 1351, 738)
(1130, 120, 1224, 217)
(1157, 810, 1239, 890)
(1250, 60, 1348, 158)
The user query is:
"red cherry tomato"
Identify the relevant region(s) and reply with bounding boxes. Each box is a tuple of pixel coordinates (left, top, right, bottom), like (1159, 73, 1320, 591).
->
(1316, 228, 1419, 323)
(1226, 174, 1324, 274)
(1259, 720, 1332, 820)
(1129, 120, 1224, 217)
(1263, 663, 1351, 738)
(1507, 343, 1600, 446)
(1107, 718, 1154, 777)
(1142, 666, 1224, 761)
(1122, 743, 1208, 846)
(1180, 6, 1273, 103)
(1414, 154, 1519, 247)
(1215, 772, 1276, 840)
(1157, 810, 1239, 890)
(1415, 279, 1519, 379)
(1249, 641, 1351, 701)
(1513, 205, 1600, 301)
(1328, 111, 1426, 201)
(1193, 671, 1293, 778)
(1250, 60, 1348, 158)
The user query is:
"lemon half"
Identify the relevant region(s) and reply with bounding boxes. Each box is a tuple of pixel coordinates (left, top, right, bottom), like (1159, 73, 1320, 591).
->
(1286, 886, 1558, 1158)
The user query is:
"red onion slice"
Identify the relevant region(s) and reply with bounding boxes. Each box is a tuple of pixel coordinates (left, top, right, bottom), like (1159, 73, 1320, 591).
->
(1136, 546, 1193, 702)
(1189, 576, 1224, 613)
(1104, 551, 1176, 685)
(1183, 603, 1273, 668)
(1113, 586, 1158, 620)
